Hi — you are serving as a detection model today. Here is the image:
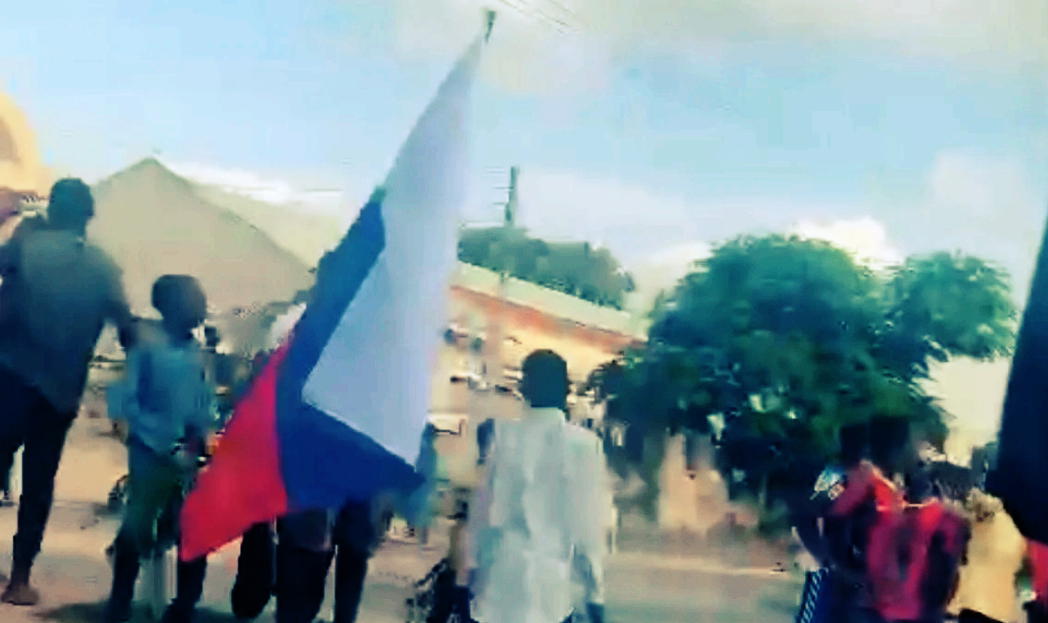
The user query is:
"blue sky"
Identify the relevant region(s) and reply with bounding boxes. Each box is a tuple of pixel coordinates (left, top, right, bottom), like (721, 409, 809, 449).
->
(2, 0, 1046, 292)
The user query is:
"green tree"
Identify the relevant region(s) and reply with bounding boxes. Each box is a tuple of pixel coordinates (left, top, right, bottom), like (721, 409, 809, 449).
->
(595, 235, 1015, 514)
(458, 226, 635, 309)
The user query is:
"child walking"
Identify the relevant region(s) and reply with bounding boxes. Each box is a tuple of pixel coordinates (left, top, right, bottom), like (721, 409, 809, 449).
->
(104, 275, 217, 623)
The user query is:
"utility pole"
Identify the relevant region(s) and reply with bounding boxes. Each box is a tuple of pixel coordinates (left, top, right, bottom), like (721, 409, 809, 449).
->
(486, 166, 518, 390)
(469, 166, 520, 450)
(503, 166, 518, 228)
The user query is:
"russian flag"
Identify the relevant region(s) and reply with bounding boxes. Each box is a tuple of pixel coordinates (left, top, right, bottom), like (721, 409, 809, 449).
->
(180, 28, 486, 561)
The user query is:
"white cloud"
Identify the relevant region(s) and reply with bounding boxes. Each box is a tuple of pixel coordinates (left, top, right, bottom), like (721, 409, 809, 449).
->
(164, 160, 350, 213)
(647, 241, 713, 269)
(791, 216, 903, 270)
(918, 150, 1045, 297)
(389, 0, 1048, 94)
(928, 152, 1039, 220)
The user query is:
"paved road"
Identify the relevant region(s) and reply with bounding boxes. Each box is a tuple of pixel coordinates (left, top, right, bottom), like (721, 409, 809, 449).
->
(0, 414, 800, 623)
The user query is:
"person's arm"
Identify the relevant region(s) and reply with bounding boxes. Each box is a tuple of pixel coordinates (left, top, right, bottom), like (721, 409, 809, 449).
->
(791, 468, 841, 566)
(466, 428, 499, 585)
(103, 259, 137, 350)
(186, 363, 219, 455)
(0, 240, 14, 276)
(0, 220, 29, 277)
(830, 464, 873, 516)
(568, 432, 612, 612)
(792, 511, 829, 567)
(106, 348, 142, 442)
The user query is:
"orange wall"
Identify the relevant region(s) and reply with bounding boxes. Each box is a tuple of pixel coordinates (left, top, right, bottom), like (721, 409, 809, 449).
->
(447, 285, 639, 378)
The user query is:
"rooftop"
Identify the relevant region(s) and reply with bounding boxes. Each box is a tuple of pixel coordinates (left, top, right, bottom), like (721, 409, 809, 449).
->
(452, 262, 648, 340)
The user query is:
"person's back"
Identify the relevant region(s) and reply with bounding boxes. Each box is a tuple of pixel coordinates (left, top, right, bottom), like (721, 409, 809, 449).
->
(113, 332, 215, 456)
(0, 179, 132, 606)
(470, 350, 609, 623)
(0, 182, 130, 414)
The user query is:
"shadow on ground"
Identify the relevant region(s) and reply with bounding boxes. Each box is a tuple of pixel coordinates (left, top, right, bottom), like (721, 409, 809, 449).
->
(35, 602, 241, 623)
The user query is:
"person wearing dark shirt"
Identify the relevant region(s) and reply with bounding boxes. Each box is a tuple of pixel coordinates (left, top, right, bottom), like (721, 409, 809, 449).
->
(793, 422, 872, 623)
(0, 179, 134, 605)
(275, 500, 391, 623)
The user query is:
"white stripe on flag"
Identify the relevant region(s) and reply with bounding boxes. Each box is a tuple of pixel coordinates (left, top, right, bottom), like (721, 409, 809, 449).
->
(302, 35, 484, 463)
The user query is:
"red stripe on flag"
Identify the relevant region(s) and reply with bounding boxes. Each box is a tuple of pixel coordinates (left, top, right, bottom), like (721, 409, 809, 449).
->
(180, 343, 291, 560)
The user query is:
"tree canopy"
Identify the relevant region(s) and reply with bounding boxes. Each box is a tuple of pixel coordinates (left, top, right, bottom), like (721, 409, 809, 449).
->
(592, 234, 1016, 511)
(458, 226, 635, 309)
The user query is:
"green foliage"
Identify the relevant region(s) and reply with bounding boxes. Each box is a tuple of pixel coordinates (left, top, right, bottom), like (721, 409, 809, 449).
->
(595, 234, 1016, 509)
(458, 226, 635, 309)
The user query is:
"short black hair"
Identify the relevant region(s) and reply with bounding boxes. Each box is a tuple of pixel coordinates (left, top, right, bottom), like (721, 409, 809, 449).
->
(520, 349, 569, 409)
(838, 421, 869, 467)
(47, 178, 94, 230)
(152, 275, 207, 334)
(869, 416, 912, 474)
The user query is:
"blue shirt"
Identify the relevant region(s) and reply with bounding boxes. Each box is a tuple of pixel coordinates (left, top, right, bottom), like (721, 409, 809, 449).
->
(108, 333, 216, 456)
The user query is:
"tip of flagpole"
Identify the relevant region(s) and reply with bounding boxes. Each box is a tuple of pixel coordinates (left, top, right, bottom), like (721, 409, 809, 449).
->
(484, 8, 497, 42)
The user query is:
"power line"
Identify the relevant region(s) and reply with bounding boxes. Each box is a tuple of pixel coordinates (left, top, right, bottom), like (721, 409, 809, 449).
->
(540, 0, 580, 21)
(496, 0, 576, 32)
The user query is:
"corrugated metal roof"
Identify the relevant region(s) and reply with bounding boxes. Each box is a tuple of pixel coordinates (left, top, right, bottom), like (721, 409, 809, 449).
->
(452, 262, 648, 339)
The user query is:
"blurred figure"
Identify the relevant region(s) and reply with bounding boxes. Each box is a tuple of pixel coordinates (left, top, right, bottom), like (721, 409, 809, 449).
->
(891, 466, 966, 623)
(1, 471, 11, 506)
(476, 417, 494, 467)
(275, 499, 391, 623)
(833, 418, 966, 623)
(948, 490, 1025, 623)
(229, 521, 277, 621)
(1026, 541, 1048, 623)
(0, 189, 21, 240)
(468, 349, 611, 623)
(104, 275, 216, 623)
(793, 421, 871, 623)
(411, 423, 440, 547)
(0, 178, 133, 605)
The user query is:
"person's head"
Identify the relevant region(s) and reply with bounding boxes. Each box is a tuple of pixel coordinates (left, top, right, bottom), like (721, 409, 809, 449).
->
(204, 325, 220, 349)
(47, 178, 94, 233)
(905, 463, 936, 502)
(869, 416, 913, 475)
(838, 421, 869, 468)
(151, 275, 207, 340)
(520, 349, 569, 410)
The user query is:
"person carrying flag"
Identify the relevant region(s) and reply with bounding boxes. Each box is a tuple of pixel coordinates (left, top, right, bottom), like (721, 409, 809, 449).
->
(178, 10, 491, 571)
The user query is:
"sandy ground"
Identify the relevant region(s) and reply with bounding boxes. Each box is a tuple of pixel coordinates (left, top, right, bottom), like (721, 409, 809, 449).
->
(0, 412, 800, 623)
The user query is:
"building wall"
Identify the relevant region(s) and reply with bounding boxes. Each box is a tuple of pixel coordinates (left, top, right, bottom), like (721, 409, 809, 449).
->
(428, 285, 638, 487)
(446, 285, 637, 383)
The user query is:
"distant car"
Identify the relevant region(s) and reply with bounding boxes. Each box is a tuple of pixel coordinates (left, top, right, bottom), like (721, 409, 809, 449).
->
(428, 412, 467, 436)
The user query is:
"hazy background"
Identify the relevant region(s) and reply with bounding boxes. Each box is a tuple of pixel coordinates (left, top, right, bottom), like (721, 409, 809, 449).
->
(3, 0, 1046, 457)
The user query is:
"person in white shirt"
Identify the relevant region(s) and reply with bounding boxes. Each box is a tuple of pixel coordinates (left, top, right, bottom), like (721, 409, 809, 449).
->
(468, 349, 611, 623)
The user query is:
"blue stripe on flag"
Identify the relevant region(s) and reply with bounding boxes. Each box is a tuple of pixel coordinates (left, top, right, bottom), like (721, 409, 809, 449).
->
(275, 191, 418, 511)
(280, 190, 386, 389)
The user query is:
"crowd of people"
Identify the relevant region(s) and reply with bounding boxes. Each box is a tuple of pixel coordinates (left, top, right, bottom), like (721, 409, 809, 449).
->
(6, 178, 1048, 623)
(0, 180, 615, 623)
(791, 417, 1048, 623)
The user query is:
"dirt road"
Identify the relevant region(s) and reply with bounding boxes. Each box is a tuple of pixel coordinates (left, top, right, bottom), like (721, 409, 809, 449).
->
(0, 413, 799, 622)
